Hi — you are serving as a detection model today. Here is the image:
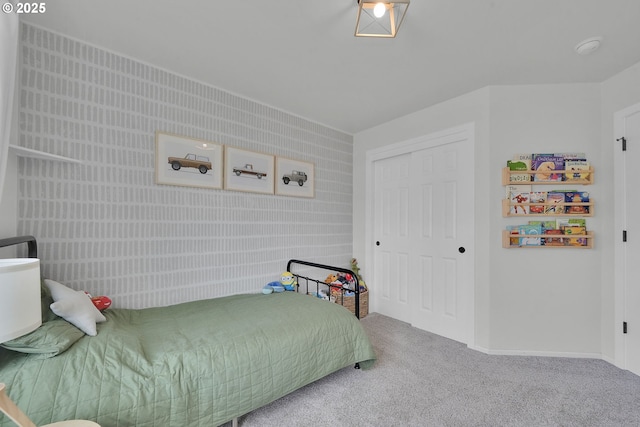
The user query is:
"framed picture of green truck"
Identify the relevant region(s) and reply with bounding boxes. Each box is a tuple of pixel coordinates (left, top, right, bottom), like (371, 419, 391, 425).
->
(275, 157, 315, 198)
(224, 146, 275, 194)
(155, 132, 223, 189)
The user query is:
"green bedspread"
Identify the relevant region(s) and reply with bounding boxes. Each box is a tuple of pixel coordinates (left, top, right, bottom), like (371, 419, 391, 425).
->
(0, 292, 375, 426)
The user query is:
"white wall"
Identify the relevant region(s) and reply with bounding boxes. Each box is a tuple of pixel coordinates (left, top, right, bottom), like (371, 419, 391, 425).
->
(488, 84, 602, 356)
(354, 83, 607, 356)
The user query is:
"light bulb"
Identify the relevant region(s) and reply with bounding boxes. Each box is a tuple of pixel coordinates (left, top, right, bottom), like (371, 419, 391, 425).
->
(373, 2, 386, 18)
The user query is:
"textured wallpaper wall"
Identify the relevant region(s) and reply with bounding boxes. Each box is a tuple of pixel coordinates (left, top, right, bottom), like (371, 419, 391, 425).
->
(16, 24, 354, 308)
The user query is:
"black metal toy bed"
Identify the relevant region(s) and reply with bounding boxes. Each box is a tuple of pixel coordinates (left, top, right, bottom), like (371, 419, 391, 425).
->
(0, 236, 375, 427)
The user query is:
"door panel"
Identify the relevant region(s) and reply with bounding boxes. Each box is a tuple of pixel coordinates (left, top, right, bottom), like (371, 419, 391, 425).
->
(421, 184, 433, 238)
(621, 107, 640, 375)
(444, 256, 457, 318)
(410, 142, 470, 342)
(419, 255, 433, 312)
(374, 153, 412, 322)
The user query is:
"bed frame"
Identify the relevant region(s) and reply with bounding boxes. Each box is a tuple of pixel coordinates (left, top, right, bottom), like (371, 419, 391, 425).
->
(287, 258, 362, 319)
(0, 235, 37, 257)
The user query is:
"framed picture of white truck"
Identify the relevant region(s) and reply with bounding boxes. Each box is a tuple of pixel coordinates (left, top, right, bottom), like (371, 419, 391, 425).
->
(275, 157, 315, 198)
(224, 146, 275, 194)
(155, 132, 223, 189)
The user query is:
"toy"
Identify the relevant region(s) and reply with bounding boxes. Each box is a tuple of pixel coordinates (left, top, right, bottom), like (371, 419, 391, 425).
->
(91, 296, 112, 311)
(350, 258, 368, 291)
(262, 285, 273, 294)
(308, 290, 329, 300)
(324, 274, 338, 284)
(265, 281, 285, 292)
(280, 271, 297, 291)
(335, 272, 356, 290)
(84, 291, 112, 311)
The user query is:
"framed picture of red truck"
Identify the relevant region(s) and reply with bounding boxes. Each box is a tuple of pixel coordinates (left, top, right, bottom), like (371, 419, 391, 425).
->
(275, 157, 315, 198)
(224, 146, 275, 194)
(155, 132, 223, 189)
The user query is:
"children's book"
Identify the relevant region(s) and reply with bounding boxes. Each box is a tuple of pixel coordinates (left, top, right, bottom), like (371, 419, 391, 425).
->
(562, 225, 587, 246)
(506, 225, 520, 246)
(531, 154, 564, 182)
(564, 159, 590, 181)
(513, 153, 533, 162)
(505, 184, 531, 199)
(528, 220, 556, 231)
(568, 218, 586, 228)
(519, 224, 542, 246)
(554, 152, 586, 159)
(507, 159, 531, 183)
(545, 192, 565, 214)
(529, 191, 547, 214)
(543, 229, 564, 246)
(564, 191, 589, 214)
(509, 191, 530, 214)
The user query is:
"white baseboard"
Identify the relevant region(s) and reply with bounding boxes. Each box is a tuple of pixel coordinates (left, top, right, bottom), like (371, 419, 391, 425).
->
(469, 344, 602, 360)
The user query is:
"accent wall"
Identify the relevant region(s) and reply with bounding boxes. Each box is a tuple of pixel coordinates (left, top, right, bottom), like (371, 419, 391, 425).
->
(11, 23, 354, 308)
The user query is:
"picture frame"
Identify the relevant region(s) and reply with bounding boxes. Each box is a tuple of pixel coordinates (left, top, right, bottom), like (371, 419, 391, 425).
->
(275, 157, 315, 198)
(155, 132, 223, 189)
(224, 146, 275, 194)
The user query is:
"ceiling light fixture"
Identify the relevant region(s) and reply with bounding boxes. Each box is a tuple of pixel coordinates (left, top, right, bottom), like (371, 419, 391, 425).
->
(574, 37, 602, 55)
(355, 0, 410, 38)
(373, 3, 386, 18)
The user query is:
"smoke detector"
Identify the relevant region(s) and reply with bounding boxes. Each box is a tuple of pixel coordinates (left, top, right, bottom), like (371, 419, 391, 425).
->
(575, 37, 602, 55)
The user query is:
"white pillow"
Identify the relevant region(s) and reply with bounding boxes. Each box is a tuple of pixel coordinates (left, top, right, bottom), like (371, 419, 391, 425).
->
(44, 279, 106, 336)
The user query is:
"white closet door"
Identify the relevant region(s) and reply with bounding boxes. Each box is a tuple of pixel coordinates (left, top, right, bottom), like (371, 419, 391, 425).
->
(372, 127, 474, 344)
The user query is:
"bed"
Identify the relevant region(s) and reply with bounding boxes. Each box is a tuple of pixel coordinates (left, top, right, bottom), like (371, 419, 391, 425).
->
(0, 236, 376, 427)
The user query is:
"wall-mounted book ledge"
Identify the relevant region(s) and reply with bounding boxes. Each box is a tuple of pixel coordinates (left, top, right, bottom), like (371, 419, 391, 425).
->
(503, 153, 594, 249)
(502, 230, 593, 249)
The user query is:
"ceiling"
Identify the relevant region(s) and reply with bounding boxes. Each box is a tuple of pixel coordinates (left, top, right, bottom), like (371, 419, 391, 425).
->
(21, 0, 640, 134)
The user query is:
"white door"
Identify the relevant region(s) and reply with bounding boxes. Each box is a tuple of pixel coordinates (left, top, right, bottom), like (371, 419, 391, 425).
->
(369, 125, 474, 344)
(615, 103, 640, 376)
(372, 153, 412, 323)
